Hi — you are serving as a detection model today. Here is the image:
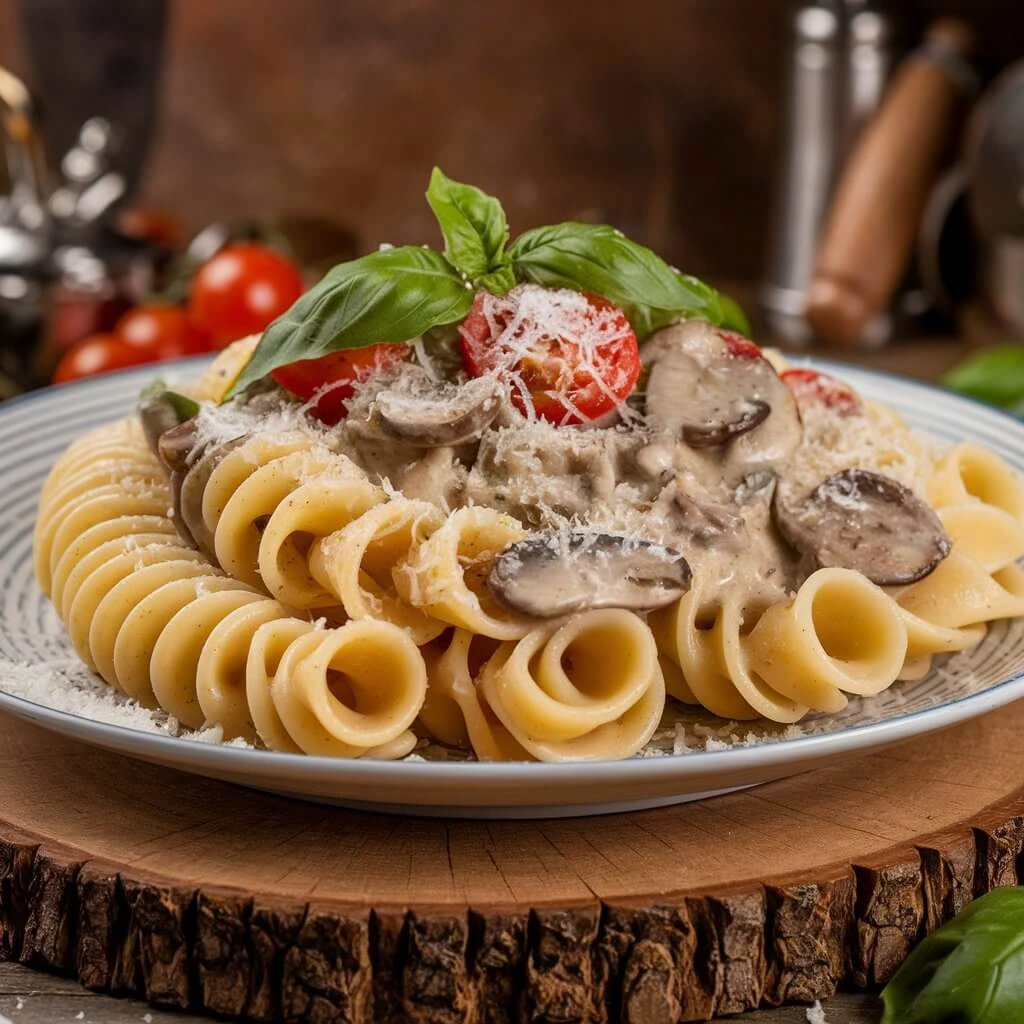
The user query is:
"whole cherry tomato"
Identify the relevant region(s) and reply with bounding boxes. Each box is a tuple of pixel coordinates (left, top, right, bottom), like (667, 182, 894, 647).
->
(53, 334, 155, 384)
(460, 285, 641, 425)
(116, 305, 212, 361)
(271, 344, 409, 425)
(189, 243, 304, 347)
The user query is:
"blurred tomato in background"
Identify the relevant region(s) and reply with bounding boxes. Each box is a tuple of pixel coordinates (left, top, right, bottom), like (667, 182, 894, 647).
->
(50, 237, 306, 385)
(189, 243, 304, 348)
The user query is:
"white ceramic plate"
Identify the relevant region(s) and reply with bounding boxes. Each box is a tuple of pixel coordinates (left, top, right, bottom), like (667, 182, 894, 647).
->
(2, 359, 1023, 819)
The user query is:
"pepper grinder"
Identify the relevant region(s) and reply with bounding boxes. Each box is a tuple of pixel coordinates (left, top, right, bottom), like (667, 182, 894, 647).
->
(805, 19, 977, 346)
(761, 1, 897, 344)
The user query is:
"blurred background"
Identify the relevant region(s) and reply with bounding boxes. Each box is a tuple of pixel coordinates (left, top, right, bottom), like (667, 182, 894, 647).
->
(0, 0, 1022, 399)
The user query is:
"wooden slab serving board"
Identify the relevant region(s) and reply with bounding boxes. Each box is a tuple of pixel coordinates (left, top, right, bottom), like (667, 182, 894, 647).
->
(0, 705, 1022, 1023)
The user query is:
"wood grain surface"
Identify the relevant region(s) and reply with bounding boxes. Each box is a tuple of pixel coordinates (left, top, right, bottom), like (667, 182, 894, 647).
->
(0, 697, 1022, 1022)
(0, 962, 884, 1022)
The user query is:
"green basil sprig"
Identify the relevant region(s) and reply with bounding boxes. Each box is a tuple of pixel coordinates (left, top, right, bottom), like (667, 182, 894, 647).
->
(426, 167, 515, 295)
(507, 223, 749, 337)
(881, 887, 1024, 1023)
(226, 245, 473, 398)
(225, 168, 749, 400)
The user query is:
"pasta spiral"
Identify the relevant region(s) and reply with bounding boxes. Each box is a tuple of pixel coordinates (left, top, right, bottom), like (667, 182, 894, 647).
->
(34, 420, 427, 760)
(477, 610, 666, 761)
(34, 401, 1024, 758)
(891, 442, 1024, 679)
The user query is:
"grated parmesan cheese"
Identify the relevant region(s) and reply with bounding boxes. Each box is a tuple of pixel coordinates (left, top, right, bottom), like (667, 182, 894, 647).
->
(0, 658, 249, 746)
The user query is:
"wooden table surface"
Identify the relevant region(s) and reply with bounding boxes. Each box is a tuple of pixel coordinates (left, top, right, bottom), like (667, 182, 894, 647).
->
(0, 962, 884, 1022)
(4, 333, 985, 1023)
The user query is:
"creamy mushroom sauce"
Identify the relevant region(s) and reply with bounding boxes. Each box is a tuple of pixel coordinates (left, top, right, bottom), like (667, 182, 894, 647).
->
(190, 321, 936, 614)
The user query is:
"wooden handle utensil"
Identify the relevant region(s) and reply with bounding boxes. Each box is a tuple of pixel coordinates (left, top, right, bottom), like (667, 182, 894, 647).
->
(805, 19, 976, 345)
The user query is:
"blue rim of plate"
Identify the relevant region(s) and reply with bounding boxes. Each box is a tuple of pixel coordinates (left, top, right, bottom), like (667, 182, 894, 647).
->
(0, 355, 1022, 784)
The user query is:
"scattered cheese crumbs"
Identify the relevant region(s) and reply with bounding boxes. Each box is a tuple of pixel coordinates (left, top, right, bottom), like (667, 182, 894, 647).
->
(806, 1000, 828, 1023)
(0, 635, 976, 760)
(14, 998, 24, 1010)
(672, 722, 689, 755)
(0, 658, 249, 746)
(143, 1015, 153, 1023)
(75, 1013, 85, 1021)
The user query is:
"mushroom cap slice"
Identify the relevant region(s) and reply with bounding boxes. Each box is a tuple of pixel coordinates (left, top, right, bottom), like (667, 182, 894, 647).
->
(372, 374, 503, 447)
(735, 470, 776, 504)
(178, 436, 247, 561)
(773, 468, 952, 585)
(643, 321, 800, 452)
(488, 532, 692, 618)
(157, 420, 198, 474)
(673, 491, 744, 547)
(683, 400, 769, 448)
(139, 393, 188, 459)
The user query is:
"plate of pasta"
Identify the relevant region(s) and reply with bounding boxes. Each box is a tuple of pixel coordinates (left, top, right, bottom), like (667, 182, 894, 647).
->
(5, 170, 1024, 818)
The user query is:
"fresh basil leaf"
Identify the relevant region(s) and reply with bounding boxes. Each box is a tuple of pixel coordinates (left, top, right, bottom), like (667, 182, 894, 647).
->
(942, 346, 1024, 409)
(225, 245, 474, 399)
(476, 263, 516, 296)
(881, 887, 1024, 1023)
(507, 222, 749, 339)
(707, 285, 751, 336)
(426, 167, 510, 283)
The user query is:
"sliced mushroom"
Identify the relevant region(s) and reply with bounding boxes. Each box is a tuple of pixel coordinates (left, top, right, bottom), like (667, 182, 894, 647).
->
(138, 397, 201, 548)
(773, 468, 952, 585)
(488, 532, 692, 618)
(139, 393, 186, 459)
(673, 491, 744, 547)
(177, 436, 247, 561)
(371, 374, 502, 447)
(157, 420, 198, 474)
(734, 470, 776, 504)
(643, 321, 800, 453)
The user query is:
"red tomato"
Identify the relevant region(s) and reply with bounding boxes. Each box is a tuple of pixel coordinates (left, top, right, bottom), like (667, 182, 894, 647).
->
(189, 243, 304, 347)
(718, 330, 763, 360)
(117, 208, 183, 250)
(271, 344, 409, 424)
(459, 286, 641, 424)
(116, 305, 212, 361)
(781, 368, 862, 415)
(53, 334, 154, 384)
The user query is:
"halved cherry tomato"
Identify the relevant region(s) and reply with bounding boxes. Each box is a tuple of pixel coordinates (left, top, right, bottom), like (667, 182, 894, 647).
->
(53, 334, 154, 384)
(718, 330, 763, 360)
(271, 343, 409, 424)
(116, 305, 213, 361)
(189, 243, 304, 348)
(459, 285, 641, 424)
(781, 368, 862, 415)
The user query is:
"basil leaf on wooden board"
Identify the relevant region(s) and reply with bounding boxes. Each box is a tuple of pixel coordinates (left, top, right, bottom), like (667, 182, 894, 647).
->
(942, 346, 1024, 410)
(426, 167, 511, 286)
(507, 222, 749, 339)
(224, 246, 474, 399)
(881, 887, 1024, 1023)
